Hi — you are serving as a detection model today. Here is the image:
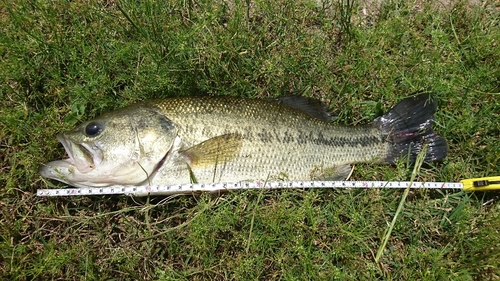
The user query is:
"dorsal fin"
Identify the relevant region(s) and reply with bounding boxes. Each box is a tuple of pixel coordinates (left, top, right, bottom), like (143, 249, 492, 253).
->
(271, 96, 334, 122)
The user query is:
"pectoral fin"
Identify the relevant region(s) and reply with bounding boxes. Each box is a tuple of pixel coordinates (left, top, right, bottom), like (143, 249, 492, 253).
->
(181, 134, 243, 168)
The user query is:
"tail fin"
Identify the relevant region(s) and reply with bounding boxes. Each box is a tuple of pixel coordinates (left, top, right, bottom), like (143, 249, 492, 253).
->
(373, 94, 447, 164)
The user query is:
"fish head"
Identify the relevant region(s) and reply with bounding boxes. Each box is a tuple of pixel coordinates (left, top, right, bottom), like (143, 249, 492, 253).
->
(39, 104, 178, 187)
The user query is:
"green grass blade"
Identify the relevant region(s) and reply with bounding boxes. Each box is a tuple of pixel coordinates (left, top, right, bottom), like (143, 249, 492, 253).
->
(375, 145, 428, 263)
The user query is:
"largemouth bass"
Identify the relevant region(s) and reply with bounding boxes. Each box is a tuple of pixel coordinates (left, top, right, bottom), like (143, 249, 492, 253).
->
(39, 94, 447, 191)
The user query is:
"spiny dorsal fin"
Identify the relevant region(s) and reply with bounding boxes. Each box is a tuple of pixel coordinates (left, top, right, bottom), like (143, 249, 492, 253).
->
(271, 96, 334, 122)
(180, 134, 243, 168)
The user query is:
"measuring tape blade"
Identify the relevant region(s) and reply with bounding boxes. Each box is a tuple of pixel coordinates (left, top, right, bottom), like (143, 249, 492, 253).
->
(37, 180, 467, 197)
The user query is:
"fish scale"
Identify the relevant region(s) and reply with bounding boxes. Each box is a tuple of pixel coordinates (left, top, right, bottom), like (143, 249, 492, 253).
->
(147, 97, 396, 184)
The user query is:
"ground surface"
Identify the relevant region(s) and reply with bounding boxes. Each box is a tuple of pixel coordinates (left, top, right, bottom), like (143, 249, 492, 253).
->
(1, 0, 500, 280)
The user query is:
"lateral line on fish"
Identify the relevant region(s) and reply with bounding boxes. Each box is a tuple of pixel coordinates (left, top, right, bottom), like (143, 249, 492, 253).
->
(36, 176, 500, 197)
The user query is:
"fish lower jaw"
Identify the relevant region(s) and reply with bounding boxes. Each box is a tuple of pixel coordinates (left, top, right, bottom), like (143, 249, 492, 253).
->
(38, 160, 75, 183)
(38, 160, 112, 188)
(39, 158, 93, 180)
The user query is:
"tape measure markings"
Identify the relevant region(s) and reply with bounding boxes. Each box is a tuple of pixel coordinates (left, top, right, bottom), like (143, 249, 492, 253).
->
(37, 180, 465, 197)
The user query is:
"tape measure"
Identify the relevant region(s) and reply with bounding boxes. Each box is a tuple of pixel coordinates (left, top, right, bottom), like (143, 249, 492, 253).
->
(36, 176, 500, 197)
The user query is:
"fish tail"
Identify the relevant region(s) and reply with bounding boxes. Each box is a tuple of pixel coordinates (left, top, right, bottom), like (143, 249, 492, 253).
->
(373, 94, 448, 164)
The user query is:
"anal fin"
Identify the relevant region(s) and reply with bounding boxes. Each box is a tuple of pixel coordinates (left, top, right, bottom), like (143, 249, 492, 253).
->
(310, 164, 354, 181)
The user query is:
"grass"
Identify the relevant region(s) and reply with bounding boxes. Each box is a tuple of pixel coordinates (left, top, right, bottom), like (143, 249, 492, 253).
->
(1, 0, 500, 279)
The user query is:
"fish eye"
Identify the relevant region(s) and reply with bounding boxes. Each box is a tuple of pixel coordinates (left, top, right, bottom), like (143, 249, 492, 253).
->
(85, 122, 102, 137)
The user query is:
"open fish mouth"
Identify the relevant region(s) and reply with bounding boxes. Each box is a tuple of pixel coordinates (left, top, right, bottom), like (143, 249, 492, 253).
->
(57, 133, 104, 173)
(39, 133, 105, 184)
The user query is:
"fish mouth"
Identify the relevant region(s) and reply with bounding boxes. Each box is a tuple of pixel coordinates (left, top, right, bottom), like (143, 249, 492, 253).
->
(47, 133, 103, 174)
(39, 133, 104, 182)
